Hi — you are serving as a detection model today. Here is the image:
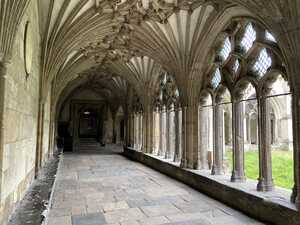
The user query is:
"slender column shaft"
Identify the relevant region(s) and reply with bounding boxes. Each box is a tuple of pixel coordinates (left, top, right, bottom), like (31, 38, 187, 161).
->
(148, 111, 154, 154)
(198, 107, 209, 169)
(192, 105, 199, 169)
(291, 92, 299, 207)
(142, 111, 148, 153)
(0, 61, 8, 180)
(165, 110, 171, 159)
(174, 108, 180, 162)
(231, 98, 246, 182)
(257, 96, 274, 191)
(212, 103, 224, 175)
(131, 115, 134, 147)
(139, 114, 143, 151)
(180, 107, 188, 168)
(158, 110, 163, 156)
(132, 115, 135, 148)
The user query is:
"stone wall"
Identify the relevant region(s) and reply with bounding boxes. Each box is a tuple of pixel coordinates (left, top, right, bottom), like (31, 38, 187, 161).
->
(0, 1, 41, 224)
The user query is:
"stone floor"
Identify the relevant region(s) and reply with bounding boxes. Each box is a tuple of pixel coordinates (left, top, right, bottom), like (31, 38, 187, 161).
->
(46, 146, 266, 225)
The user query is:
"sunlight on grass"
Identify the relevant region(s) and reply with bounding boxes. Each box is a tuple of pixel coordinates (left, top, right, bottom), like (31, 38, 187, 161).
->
(225, 150, 293, 190)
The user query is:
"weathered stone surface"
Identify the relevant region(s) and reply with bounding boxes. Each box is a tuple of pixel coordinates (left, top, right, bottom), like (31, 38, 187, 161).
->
(124, 147, 300, 225)
(47, 147, 265, 225)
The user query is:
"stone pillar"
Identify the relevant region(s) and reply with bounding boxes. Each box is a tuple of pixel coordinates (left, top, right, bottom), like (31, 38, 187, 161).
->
(192, 105, 199, 169)
(142, 111, 148, 153)
(150, 111, 154, 154)
(291, 91, 300, 207)
(158, 109, 163, 156)
(212, 102, 224, 175)
(139, 113, 143, 151)
(0, 61, 8, 178)
(131, 114, 135, 147)
(161, 106, 167, 156)
(231, 96, 246, 182)
(257, 94, 274, 191)
(146, 107, 154, 154)
(165, 109, 171, 159)
(134, 114, 138, 149)
(198, 106, 209, 169)
(132, 113, 136, 149)
(35, 101, 45, 174)
(180, 106, 188, 168)
(173, 107, 180, 162)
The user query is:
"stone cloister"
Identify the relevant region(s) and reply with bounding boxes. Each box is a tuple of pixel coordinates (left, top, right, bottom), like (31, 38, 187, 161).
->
(1, 1, 300, 225)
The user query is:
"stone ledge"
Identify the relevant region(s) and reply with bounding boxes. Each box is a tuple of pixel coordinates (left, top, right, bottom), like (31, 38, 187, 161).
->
(123, 147, 300, 225)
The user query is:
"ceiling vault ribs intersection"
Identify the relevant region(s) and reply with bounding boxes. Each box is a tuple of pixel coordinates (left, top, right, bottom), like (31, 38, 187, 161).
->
(2, 0, 300, 106)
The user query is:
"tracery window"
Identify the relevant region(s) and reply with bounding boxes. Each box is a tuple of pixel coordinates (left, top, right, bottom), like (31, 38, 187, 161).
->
(200, 19, 294, 195)
(253, 48, 272, 77)
(266, 31, 276, 42)
(232, 59, 240, 73)
(240, 23, 256, 52)
(211, 68, 221, 88)
(219, 37, 231, 61)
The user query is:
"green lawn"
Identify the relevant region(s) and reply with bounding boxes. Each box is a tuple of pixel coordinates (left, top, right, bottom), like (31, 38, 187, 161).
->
(225, 150, 294, 190)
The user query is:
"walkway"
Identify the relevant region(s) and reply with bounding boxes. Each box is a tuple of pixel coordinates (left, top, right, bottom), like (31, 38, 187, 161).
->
(46, 146, 265, 225)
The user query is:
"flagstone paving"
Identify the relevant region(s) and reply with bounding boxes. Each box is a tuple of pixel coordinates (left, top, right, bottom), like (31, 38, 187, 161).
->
(46, 148, 266, 225)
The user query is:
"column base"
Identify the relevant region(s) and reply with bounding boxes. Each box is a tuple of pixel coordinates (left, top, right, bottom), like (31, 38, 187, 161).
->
(173, 154, 180, 163)
(231, 171, 246, 182)
(164, 152, 171, 159)
(257, 178, 274, 192)
(295, 195, 300, 210)
(211, 165, 224, 175)
(180, 159, 187, 168)
(291, 184, 297, 203)
(197, 160, 209, 170)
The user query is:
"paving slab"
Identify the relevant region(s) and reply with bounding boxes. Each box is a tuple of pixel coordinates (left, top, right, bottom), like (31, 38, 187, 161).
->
(46, 147, 266, 225)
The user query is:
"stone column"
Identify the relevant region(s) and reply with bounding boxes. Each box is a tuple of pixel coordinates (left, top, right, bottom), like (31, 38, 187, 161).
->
(134, 114, 138, 149)
(149, 111, 154, 154)
(231, 96, 246, 182)
(146, 107, 154, 154)
(180, 106, 188, 168)
(158, 109, 163, 156)
(139, 113, 143, 151)
(291, 91, 300, 207)
(198, 106, 209, 169)
(150, 111, 155, 154)
(257, 94, 274, 191)
(142, 111, 148, 153)
(0, 61, 8, 178)
(212, 102, 224, 175)
(192, 105, 199, 169)
(165, 108, 171, 159)
(131, 114, 135, 147)
(173, 107, 180, 162)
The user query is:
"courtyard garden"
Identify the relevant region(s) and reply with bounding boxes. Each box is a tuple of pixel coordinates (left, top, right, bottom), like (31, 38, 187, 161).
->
(225, 150, 294, 190)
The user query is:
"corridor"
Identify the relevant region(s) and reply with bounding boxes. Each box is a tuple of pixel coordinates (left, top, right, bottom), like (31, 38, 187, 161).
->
(46, 146, 264, 225)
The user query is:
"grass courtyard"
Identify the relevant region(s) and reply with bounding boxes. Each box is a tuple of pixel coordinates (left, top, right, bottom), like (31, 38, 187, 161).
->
(225, 150, 294, 190)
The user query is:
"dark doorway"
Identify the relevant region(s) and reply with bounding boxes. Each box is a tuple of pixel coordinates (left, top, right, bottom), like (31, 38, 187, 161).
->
(79, 110, 98, 138)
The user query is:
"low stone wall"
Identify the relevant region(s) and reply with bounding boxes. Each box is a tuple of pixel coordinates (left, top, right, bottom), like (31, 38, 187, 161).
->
(123, 147, 300, 225)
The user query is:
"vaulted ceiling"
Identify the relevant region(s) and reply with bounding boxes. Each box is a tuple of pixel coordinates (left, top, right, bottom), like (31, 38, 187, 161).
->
(2, 0, 300, 107)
